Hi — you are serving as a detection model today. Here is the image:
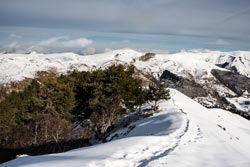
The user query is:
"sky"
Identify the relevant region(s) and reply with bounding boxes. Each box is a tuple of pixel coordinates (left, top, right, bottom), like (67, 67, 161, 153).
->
(0, 0, 250, 54)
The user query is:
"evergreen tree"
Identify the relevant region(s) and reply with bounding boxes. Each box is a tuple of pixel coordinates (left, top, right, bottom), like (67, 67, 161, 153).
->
(146, 83, 170, 111)
(0, 64, 148, 149)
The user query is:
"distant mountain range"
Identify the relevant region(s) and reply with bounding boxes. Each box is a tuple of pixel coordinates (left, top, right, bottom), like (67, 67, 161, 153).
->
(1, 49, 249, 118)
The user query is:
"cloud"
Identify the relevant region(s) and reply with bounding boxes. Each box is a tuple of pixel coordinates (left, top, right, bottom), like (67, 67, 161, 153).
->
(0, 36, 94, 54)
(111, 40, 129, 46)
(219, 6, 250, 24)
(4, 42, 21, 52)
(207, 39, 231, 46)
(0, 0, 250, 51)
(8, 41, 19, 48)
(39, 37, 92, 48)
(61, 38, 93, 47)
(9, 34, 22, 38)
(81, 47, 96, 55)
(104, 48, 112, 52)
(1, 0, 249, 41)
(39, 36, 67, 45)
(1, 41, 28, 53)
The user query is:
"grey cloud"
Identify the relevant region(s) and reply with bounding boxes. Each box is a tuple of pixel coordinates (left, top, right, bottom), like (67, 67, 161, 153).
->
(2, 36, 94, 54)
(207, 39, 231, 46)
(0, 0, 250, 51)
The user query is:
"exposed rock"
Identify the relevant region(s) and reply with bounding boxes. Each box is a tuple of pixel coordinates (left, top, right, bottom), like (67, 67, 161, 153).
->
(160, 70, 180, 82)
(211, 69, 250, 96)
(139, 53, 155, 62)
(215, 62, 230, 68)
(159, 69, 250, 119)
(215, 63, 238, 73)
(160, 70, 207, 98)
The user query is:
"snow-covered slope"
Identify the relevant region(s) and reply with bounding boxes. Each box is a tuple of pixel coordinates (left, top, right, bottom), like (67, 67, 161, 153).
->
(1, 49, 250, 84)
(1, 89, 250, 167)
(1, 49, 250, 115)
(0, 50, 141, 83)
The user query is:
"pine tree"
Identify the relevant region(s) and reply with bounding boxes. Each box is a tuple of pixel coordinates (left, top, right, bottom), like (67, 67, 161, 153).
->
(147, 83, 170, 111)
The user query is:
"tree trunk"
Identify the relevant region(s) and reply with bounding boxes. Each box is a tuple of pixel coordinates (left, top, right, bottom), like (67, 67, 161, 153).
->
(138, 105, 142, 114)
(154, 100, 157, 111)
(44, 121, 48, 142)
(34, 122, 38, 145)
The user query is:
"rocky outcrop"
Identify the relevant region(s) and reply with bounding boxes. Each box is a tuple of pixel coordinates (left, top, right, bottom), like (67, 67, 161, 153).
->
(215, 63, 238, 73)
(160, 70, 207, 98)
(211, 69, 250, 96)
(159, 69, 250, 120)
(160, 70, 181, 82)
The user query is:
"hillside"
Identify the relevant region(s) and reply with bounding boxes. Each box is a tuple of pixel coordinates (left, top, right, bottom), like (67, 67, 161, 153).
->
(1, 89, 250, 167)
(1, 49, 250, 166)
(1, 49, 250, 116)
(1, 49, 250, 83)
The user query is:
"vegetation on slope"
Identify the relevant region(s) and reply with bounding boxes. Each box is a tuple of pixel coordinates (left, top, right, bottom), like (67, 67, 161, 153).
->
(0, 64, 170, 162)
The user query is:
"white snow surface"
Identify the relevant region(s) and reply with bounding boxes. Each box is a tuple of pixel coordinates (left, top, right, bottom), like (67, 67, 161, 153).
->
(2, 89, 250, 167)
(227, 97, 250, 112)
(1, 49, 250, 84)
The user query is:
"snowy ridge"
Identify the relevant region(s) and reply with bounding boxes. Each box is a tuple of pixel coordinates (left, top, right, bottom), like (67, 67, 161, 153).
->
(161, 90, 250, 167)
(2, 89, 250, 167)
(1, 49, 250, 84)
(1, 49, 250, 116)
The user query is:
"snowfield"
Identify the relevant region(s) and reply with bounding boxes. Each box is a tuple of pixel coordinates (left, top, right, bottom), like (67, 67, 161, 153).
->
(1, 89, 250, 167)
(1, 49, 250, 115)
(1, 49, 250, 84)
(1, 49, 250, 166)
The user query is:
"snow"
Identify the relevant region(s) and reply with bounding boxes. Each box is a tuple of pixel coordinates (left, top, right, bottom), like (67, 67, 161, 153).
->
(2, 49, 248, 111)
(2, 89, 250, 167)
(151, 90, 250, 167)
(227, 97, 250, 113)
(1, 49, 250, 166)
(1, 49, 250, 84)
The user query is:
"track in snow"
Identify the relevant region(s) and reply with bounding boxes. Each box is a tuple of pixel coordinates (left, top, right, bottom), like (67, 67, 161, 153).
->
(2, 89, 250, 167)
